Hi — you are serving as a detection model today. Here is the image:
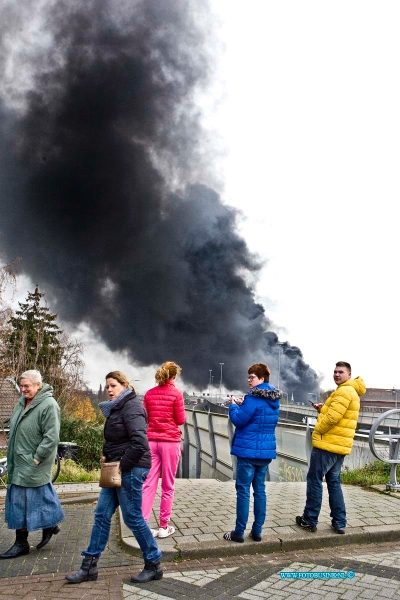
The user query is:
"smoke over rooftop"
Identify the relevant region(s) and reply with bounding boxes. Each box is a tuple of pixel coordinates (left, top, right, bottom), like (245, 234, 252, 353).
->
(0, 0, 319, 398)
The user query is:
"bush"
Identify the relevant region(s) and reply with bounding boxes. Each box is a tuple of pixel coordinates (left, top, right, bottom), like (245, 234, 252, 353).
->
(60, 412, 105, 470)
(341, 460, 392, 486)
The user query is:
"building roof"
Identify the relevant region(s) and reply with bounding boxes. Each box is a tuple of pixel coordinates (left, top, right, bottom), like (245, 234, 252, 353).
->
(363, 388, 399, 400)
(0, 379, 20, 424)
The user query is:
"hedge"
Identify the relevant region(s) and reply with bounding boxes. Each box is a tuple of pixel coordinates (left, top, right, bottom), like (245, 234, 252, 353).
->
(59, 413, 105, 470)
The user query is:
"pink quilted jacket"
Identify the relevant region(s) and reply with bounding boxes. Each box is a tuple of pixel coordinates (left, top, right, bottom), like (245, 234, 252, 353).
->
(143, 380, 186, 442)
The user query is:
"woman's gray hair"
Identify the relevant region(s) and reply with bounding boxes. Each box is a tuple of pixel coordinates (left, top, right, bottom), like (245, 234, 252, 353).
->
(20, 369, 43, 386)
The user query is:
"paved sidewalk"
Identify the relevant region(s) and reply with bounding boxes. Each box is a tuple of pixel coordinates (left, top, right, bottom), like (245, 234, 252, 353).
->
(2, 479, 400, 561)
(120, 479, 400, 560)
(1, 480, 400, 598)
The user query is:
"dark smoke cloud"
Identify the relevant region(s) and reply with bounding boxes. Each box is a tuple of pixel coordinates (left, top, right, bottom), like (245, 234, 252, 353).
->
(0, 0, 319, 399)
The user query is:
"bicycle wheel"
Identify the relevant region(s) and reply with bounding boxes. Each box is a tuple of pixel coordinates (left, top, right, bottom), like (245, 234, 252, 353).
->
(52, 453, 61, 483)
(0, 458, 7, 487)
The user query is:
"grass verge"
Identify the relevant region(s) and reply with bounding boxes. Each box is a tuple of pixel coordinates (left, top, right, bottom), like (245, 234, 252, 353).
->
(0, 458, 100, 487)
(341, 460, 392, 486)
(56, 458, 100, 483)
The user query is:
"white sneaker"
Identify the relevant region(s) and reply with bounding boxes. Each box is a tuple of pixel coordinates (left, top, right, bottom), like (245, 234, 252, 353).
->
(158, 525, 175, 538)
(150, 528, 158, 537)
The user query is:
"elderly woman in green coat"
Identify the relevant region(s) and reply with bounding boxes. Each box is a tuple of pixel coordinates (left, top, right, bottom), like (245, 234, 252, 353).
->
(0, 370, 64, 559)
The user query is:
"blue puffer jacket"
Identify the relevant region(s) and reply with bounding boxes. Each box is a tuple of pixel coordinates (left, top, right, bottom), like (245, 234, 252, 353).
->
(229, 383, 281, 460)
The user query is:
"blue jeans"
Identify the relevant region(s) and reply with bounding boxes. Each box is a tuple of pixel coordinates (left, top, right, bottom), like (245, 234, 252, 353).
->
(83, 467, 161, 564)
(234, 458, 271, 537)
(304, 447, 346, 529)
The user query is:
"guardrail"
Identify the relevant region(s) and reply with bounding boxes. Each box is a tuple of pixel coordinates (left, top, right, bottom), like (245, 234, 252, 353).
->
(182, 408, 235, 480)
(182, 408, 314, 482)
(182, 407, 386, 483)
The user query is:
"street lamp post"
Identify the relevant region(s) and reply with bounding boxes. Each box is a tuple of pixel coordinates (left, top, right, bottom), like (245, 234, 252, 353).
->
(219, 363, 224, 401)
(282, 391, 289, 419)
(392, 388, 398, 409)
(209, 370, 212, 397)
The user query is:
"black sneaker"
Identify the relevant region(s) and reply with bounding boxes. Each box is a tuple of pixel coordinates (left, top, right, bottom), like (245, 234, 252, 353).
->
(223, 531, 244, 543)
(295, 516, 317, 532)
(331, 525, 345, 534)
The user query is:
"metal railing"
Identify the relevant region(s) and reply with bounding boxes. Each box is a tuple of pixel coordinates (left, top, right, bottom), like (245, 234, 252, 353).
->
(182, 408, 234, 480)
(369, 408, 400, 491)
(182, 407, 381, 482)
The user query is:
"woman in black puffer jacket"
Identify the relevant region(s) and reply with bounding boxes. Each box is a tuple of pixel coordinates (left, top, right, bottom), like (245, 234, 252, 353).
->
(65, 371, 162, 585)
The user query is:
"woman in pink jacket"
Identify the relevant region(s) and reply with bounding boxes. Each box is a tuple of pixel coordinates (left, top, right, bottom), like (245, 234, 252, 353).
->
(142, 362, 186, 538)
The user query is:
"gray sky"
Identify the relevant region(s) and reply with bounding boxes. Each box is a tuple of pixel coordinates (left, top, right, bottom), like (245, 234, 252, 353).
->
(3, 0, 399, 394)
(206, 0, 400, 391)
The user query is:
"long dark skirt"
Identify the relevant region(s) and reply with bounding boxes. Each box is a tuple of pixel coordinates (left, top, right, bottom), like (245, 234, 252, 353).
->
(5, 483, 65, 531)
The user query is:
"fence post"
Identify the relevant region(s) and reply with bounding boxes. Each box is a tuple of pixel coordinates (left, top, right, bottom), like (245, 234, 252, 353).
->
(227, 417, 237, 480)
(208, 411, 217, 469)
(180, 421, 190, 478)
(306, 417, 313, 466)
(192, 410, 202, 478)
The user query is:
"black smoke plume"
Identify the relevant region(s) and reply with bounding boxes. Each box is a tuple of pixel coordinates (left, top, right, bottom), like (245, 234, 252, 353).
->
(0, 0, 319, 399)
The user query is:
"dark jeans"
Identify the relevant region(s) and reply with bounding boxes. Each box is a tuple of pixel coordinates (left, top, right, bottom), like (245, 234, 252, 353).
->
(234, 457, 271, 537)
(83, 467, 161, 564)
(303, 447, 346, 529)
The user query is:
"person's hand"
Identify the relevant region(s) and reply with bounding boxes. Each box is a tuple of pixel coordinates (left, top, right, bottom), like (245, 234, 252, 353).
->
(313, 403, 323, 413)
(235, 397, 244, 406)
(33, 458, 40, 465)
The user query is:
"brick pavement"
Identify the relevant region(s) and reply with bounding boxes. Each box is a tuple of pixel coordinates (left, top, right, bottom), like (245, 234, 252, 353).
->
(2, 540, 400, 599)
(1, 480, 400, 598)
(0, 505, 142, 579)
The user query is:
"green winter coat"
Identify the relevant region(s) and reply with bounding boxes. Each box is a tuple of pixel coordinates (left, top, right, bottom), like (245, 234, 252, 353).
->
(7, 383, 60, 487)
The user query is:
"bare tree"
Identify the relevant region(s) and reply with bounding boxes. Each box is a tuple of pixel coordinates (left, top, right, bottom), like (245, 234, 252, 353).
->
(0, 259, 19, 380)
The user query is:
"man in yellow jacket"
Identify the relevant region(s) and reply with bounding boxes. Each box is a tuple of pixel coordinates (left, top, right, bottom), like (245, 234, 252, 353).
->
(296, 361, 366, 534)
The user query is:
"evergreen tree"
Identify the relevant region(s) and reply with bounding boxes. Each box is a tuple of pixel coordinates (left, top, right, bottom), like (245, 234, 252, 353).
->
(2, 287, 84, 403)
(7, 287, 63, 381)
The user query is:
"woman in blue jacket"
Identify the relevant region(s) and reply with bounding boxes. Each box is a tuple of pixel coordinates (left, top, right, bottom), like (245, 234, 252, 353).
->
(224, 363, 281, 543)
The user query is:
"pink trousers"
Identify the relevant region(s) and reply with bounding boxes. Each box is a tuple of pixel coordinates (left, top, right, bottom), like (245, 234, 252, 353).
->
(141, 440, 181, 529)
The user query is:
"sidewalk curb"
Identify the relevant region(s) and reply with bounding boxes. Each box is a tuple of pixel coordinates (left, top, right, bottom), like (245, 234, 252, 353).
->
(118, 515, 400, 561)
(59, 494, 99, 505)
(0, 494, 99, 507)
(118, 508, 180, 561)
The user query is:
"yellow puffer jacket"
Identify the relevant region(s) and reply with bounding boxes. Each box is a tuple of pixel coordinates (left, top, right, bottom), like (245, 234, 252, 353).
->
(312, 377, 366, 455)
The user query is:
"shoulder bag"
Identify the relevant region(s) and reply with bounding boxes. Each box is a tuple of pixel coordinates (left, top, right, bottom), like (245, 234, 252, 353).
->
(99, 461, 121, 488)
